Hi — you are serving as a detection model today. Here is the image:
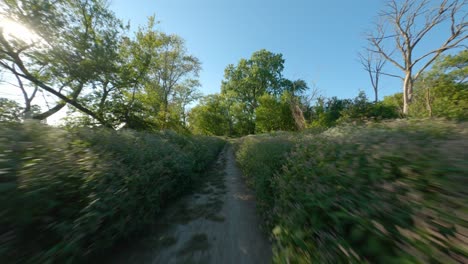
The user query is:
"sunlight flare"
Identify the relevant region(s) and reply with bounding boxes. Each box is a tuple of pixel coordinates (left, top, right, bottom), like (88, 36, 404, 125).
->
(0, 17, 43, 45)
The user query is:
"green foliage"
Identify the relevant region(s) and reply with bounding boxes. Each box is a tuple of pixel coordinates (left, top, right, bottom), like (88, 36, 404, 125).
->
(431, 50, 467, 83)
(309, 96, 351, 127)
(339, 91, 400, 123)
(235, 120, 468, 263)
(1, 3, 201, 130)
(308, 92, 400, 128)
(255, 93, 296, 133)
(0, 98, 22, 122)
(0, 122, 224, 263)
(281, 79, 308, 96)
(410, 75, 468, 120)
(190, 90, 303, 136)
(0, 98, 42, 123)
(235, 134, 296, 228)
(1, 0, 127, 124)
(408, 51, 468, 120)
(220, 49, 286, 134)
(188, 94, 231, 136)
(382, 93, 404, 115)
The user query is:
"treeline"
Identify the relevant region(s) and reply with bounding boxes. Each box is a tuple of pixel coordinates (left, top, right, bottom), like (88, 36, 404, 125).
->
(0, 122, 224, 262)
(235, 120, 467, 263)
(189, 49, 467, 136)
(0, 0, 201, 132)
(1, 0, 466, 135)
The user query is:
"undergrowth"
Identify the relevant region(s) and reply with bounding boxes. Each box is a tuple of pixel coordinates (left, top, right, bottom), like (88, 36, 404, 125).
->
(235, 119, 467, 263)
(0, 122, 224, 263)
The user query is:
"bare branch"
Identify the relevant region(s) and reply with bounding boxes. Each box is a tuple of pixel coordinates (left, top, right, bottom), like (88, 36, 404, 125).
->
(368, 32, 406, 71)
(12, 64, 30, 110)
(378, 71, 405, 79)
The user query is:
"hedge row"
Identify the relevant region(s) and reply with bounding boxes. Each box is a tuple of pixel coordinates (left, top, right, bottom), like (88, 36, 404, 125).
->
(0, 122, 224, 263)
(235, 120, 467, 263)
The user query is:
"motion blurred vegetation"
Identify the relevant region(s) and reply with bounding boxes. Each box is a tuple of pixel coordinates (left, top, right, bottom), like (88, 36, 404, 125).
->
(0, 0, 467, 263)
(235, 120, 468, 263)
(0, 122, 224, 262)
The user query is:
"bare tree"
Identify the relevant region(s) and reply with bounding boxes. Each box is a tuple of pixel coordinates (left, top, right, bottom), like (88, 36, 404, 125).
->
(358, 51, 387, 102)
(367, 0, 467, 115)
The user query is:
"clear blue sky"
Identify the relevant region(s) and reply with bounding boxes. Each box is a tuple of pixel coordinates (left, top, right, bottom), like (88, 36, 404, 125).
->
(1, 0, 461, 123)
(110, 0, 403, 100)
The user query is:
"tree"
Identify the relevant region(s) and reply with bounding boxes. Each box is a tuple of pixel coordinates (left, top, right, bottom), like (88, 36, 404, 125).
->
(60, 15, 202, 131)
(255, 92, 296, 133)
(0, 66, 38, 118)
(338, 91, 400, 123)
(358, 50, 386, 102)
(431, 49, 468, 82)
(410, 50, 467, 119)
(0, 0, 125, 126)
(172, 80, 202, 127)
(367, 0, 467, 115)
(382, 93, 405, 115)
(310, 97, 352, 127)
(280, 79, 309, 130)
(120, 17, 201, 130)
(188, 94, 231, 136)
(221, 49, 285, 134)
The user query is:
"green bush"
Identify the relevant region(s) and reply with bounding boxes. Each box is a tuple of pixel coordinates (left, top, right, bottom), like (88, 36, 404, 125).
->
(0, 122, 224, 263)
(235, 120, 467, 263)
(235, 134, 296, 228)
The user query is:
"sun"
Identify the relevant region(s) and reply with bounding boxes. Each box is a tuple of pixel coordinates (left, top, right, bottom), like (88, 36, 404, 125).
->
(0, 17, 42, 45)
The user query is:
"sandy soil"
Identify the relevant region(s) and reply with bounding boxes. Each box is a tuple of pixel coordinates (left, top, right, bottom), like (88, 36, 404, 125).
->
(101, 145, 272, 264)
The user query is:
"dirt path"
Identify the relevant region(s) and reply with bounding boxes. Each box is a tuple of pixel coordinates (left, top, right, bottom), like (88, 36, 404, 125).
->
(102, 145, 271, 264)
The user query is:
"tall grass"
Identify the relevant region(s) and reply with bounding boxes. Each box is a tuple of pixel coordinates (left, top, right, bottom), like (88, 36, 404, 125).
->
(0, 122, 224, 263)
(235, 120, 467, 263)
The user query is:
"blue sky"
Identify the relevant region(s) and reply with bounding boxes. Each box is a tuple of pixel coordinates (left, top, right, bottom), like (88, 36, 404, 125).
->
(1, 0, 463, 124)
(109, 0, 402, 100)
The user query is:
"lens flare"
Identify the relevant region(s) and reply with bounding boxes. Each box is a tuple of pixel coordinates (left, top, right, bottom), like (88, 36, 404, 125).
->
(0, 17, 42, 45)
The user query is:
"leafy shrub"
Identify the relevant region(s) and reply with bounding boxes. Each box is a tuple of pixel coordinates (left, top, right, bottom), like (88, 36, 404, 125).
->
(0, 121, 224, 263)
(235, 134, 296, 229)
(235, 120, 467, 263)
(338, 92, 400, 124)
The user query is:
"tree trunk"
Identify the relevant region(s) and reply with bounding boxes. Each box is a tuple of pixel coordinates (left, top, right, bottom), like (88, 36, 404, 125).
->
(425, 87, 433, 118)
(402, 71, 413, 115)
(374, 77, 379, 103)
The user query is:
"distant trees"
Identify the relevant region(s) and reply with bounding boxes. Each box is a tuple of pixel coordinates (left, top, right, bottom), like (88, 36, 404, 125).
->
(3, 1, 465, 133)
(189, 49, 312, 136)
(189, 48, 404, 136)
(367, 0, 467, 115)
